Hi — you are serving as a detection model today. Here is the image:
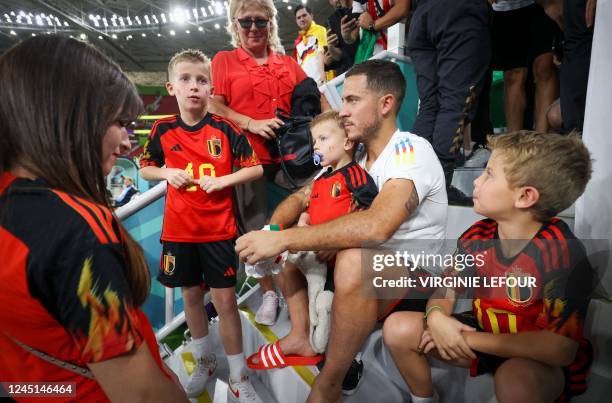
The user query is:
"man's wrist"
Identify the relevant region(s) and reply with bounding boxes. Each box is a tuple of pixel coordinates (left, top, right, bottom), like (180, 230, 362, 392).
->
(368, 21, 376, 32)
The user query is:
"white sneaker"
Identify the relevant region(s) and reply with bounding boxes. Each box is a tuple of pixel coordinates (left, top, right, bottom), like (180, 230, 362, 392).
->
(184, 354, 217, 398)
(464, 146, 491, 168)
(255, 291, 279, 326)
(228, 376, 263, 403)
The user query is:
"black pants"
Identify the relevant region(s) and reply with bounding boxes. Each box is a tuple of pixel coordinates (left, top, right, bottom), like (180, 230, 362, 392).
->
(560, 0, 593, 133)
(408, 0, 491, 184)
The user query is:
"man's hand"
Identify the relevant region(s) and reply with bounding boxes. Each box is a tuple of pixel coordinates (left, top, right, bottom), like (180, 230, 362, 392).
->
(340, 15, 360, 44)
(248, 117, 284, 139)
(420, 311, 477, 361)
(327, 28, 340, 48)
(236, 230, 286, 264)
(358, 12, 374, 30)
(198, 175, 227, 193)
(165, 168, 194, 189)
(586, 0, 597, 28)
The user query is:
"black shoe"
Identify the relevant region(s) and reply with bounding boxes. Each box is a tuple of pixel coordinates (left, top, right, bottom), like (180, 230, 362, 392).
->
(342, 358, 364, 396)
(447, 185, 474, 206)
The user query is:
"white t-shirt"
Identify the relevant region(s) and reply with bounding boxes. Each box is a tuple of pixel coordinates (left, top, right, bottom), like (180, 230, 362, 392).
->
(357, 130, 447, 242)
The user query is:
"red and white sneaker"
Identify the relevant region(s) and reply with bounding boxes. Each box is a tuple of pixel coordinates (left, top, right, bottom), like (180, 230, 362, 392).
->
(227, 376, 263, 403)
(184, 353, 217, 398)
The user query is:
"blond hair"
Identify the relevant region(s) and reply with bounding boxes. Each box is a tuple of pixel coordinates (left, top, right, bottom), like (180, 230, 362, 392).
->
(310, 110, 344, 131)
(488, 131, 592, 221)
(167, 49, 211, 81)
(226, 0, 283, 53)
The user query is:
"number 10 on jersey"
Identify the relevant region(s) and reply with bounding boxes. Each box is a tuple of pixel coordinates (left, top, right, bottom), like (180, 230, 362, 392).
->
(185, 162, 216, 192)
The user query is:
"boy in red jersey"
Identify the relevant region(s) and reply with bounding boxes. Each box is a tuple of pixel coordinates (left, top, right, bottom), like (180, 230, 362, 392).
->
(140, 50, 264, 402)
(247, 111, 378, 376)
(382, 131, 594, 403)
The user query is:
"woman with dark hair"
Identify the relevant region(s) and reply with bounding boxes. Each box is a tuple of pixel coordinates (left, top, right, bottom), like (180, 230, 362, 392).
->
(0, 36, 187, 401)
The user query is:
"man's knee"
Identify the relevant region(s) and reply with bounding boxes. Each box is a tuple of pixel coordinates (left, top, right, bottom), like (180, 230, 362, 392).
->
(504, 68, 528, 88)
(382, 312, 423, 351)
(334, 248, 363, 294)
(533, 53, 556, 82)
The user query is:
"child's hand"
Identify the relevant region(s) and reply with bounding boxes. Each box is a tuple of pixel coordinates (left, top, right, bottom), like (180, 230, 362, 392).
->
(199, 175, 226, 193)
(165, 168, 194, 189)
(315, 250, 337, 263)
(422, 312, 477, 360)
(297, 212, 311, 227)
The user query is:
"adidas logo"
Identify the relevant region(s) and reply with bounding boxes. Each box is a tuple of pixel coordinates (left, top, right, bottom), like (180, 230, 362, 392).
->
(224, 267, 236, 277)
(170, 144, 183, 152)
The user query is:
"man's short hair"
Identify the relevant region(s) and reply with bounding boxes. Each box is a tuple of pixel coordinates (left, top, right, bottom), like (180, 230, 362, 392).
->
(488, 131, 592, 221)
(167, 49, 211, 81)
(345, 60, 406, 112)
(310, 110, 345, 132)
(294, 5, 313, 16)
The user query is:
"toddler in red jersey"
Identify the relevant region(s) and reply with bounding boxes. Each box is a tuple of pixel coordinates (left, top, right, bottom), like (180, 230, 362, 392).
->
(280, 110, 378, 354)
(382, 131, 595, 403)
(140, 50, 264, 402)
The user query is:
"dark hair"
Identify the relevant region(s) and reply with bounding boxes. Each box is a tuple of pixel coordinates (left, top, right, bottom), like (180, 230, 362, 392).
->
(0, 36, 150, 306)
(294, 5, 313, 16)
(346, 60, 406, 112)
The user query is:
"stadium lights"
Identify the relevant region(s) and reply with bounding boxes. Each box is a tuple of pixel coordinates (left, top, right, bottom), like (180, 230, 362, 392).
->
(10, 30, 16, 35)
(198, 26, 204, 31)
(169, 29, 175, 36)
(214, 23, 220, 29)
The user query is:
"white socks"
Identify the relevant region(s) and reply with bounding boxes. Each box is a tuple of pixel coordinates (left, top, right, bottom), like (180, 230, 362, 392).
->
(410, 391, 439, 403)
(192, 335, 211, 360)
(227, 353, 247, 382)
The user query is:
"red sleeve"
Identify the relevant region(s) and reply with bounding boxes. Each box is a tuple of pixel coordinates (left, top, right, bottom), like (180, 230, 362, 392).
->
(140, 120, 165, 168)
(288, 55, 308, 84)
(534, 241, 593, 341)
(212, 52, 230, 99)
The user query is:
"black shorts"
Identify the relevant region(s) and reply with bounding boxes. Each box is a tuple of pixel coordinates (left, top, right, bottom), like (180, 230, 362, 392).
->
(452, 311, 593, 400)
(491, 4, 560, 70)
(158, 239, 238, 289)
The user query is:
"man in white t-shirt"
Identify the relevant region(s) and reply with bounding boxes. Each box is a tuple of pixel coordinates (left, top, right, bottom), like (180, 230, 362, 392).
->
(236, 59, 447, 402)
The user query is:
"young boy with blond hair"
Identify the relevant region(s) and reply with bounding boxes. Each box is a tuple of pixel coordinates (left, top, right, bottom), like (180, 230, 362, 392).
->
(140, 49, 264, 403)
(382, 131, 594, 403)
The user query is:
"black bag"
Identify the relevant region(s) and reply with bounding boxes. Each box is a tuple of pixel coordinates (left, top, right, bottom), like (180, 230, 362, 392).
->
(271, 78, 322, 189)
(274, 110, 318, 189)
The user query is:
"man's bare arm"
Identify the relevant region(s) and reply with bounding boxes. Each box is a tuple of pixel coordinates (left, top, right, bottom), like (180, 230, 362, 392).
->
(282, 178, 418, 251)
(372, 0, 411, 31)
(268, 183, 313, 229)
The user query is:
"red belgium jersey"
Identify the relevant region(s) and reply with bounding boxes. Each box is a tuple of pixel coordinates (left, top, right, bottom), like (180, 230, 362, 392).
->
(140, 113, 260, 242)
(308, 161, 378, 225)
(0, 173, 170, 402)
(455, 219, 592, 338)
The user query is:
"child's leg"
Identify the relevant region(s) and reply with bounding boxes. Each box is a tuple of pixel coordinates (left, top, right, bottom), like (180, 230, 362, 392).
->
(210, 287, 245, 381)
(494, 357, 564, 403)
(383, 311, 435, 398)
(182, 285, 210, 358)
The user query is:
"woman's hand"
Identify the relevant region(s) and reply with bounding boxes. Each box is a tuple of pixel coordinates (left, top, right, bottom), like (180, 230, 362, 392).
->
(248, 117, 285, 139)
(420, 311, 477, 360)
